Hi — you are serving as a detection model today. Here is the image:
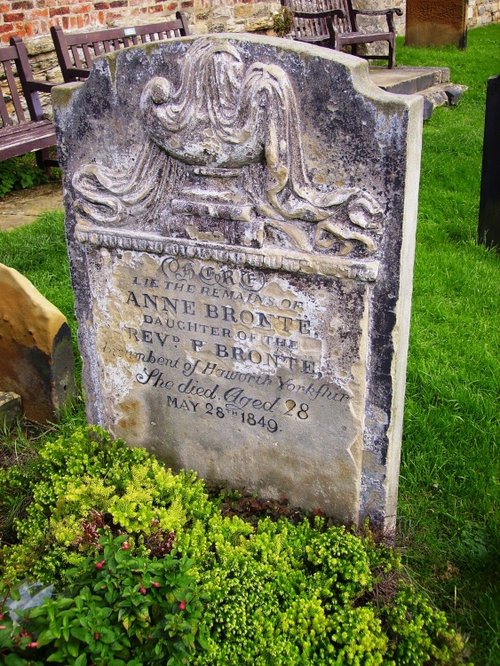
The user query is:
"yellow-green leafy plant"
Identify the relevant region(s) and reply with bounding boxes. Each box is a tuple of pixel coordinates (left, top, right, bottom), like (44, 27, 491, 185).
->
(0, 427, 470, 664)
(272, 7, 294, 38)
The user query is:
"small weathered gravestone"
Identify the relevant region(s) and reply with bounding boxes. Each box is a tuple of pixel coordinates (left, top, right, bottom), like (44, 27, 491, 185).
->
(54, 35, 422, 528)
(0, 263, 76, 423)
(478, 74, 500, 250)
(405, 0, 468, 48)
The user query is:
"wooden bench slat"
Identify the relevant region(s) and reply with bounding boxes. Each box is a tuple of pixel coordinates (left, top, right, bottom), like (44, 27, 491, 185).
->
(4, 60, 27, 124)
(0, 94, 11, 127)
(1, 120, 55, 145)
(82, 43, 94, 68)
(51, 13, 190, 82)
(70, 44, 84, 69)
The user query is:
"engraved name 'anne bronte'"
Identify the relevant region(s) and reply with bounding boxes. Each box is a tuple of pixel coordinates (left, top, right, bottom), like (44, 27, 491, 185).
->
(73, 39, 384, 256)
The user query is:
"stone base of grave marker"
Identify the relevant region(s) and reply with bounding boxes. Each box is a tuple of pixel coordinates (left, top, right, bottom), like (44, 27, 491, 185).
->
(0, 391, 22, 428)
(53, 35, 423, 529)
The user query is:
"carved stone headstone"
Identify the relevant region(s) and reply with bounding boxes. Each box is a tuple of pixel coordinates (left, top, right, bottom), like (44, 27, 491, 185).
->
(406, 0, 468, 48)
(53, 35, 422, 528)
(478, 75, 500, 250)
(0, 263, 76, 423)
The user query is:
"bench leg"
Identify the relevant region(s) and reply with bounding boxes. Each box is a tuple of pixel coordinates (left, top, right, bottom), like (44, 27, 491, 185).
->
(388, 39, 395, 69)
(35, 147, 57, 175)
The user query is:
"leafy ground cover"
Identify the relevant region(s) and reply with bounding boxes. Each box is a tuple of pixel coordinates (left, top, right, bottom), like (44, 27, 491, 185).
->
(0, 24, 499, 664)
(0, 427, 469, 664)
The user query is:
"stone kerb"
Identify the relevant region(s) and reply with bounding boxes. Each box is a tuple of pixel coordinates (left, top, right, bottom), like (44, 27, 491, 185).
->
(53, 34, 423, 529)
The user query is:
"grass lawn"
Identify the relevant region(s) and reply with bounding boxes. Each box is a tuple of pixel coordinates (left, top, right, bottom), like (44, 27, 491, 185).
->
(1, 24, 499, 663)
(395, 24, 500, 665)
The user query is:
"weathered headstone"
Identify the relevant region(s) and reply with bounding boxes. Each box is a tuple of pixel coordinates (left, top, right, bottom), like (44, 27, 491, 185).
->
(405, 0, 468, 49)
(53, 35, 422, 528)
(478, 74, 500, 250)
(0, 263, 76, 423)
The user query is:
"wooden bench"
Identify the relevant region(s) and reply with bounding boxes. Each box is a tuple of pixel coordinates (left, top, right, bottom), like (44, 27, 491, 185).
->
(281, 1, 403, 68)
(1, 37, 57, 169)
(51, 12, 190, 83)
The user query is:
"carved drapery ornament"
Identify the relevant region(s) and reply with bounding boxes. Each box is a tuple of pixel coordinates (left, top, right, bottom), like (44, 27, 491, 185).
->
(74, 39, 384, 256)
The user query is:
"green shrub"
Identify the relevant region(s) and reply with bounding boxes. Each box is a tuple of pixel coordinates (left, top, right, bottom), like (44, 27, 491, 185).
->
(195, 518, 467, 665)
(0, 426, 470, 664)
(0, 155, 50, 198)
(0, 427, 215, 587)
(1, 532, 207, 665)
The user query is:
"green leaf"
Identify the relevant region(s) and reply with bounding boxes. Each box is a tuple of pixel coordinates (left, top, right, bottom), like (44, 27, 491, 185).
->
(70, 626, 88, 641)
(67, 639, 79, 657)
(37, 628, 56, 646)
(74, 654, 87, 666)
(100, 628, 117, 644)
(4, 654, 28, 666)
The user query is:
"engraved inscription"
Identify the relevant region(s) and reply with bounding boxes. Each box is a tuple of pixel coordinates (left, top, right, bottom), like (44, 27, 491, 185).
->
(90, 250, 364, 462)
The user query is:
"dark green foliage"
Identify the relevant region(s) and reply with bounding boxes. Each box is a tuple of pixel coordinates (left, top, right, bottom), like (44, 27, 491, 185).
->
(0, 155, 50, 198)
(1, 532, 206, 665)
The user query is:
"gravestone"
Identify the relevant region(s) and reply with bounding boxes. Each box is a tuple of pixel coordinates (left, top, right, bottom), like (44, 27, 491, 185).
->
(406, 0, 468, 48)
(0, 263, 76, 423)
(478, 75, 500, 250)
(53, 35, 423, 528)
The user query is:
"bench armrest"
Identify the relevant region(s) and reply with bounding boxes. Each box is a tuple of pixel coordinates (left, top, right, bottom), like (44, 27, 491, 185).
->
(65, 67, 91, 81)
(353, 8, 402, 33)
(25, 80, 56, 93)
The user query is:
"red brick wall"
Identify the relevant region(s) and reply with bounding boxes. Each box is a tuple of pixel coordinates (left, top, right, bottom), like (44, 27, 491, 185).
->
(0, 0, 194, 44)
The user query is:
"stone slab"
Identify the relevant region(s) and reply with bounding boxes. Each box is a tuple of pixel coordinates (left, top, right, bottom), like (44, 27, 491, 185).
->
(0, 263, 76, 423)
(370, 66, 450, 95)
(53, 34, 423, 528)
(0, 391, 22, 428)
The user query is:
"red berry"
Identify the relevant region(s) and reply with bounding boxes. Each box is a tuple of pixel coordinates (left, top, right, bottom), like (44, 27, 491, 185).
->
(93, 632, 100, 641)
(121, 542, 130, 550)
(179, 600, 186, 610)
(27, 641, 39, 648)
(0, 626, 7, 630)
(152, 581, 160, 588)
(95, 560, 105, 570)
(140, 586, 147, 595)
